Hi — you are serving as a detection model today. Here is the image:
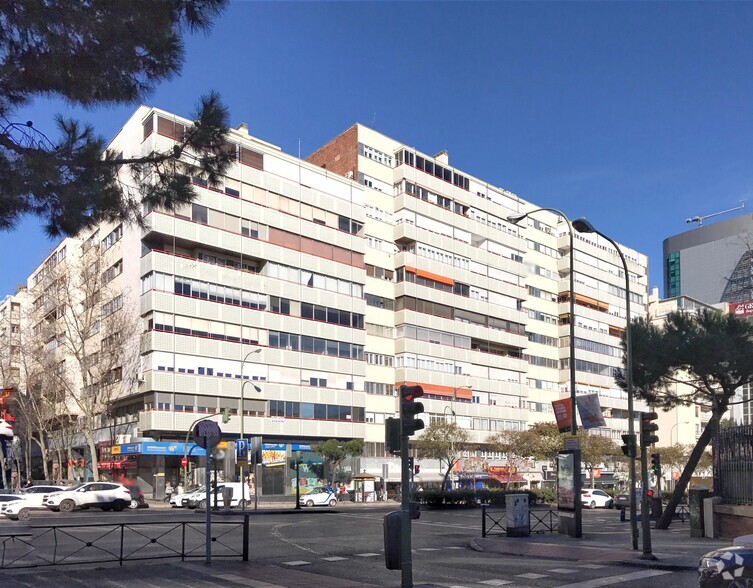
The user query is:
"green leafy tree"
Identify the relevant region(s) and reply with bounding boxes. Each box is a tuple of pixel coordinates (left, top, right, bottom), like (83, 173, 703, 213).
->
(312, 439, 364, 486)
(485, 430, 532, 488)
(516, 422, 563, 464)
(578, 430, 620, 487)
(619, 310, 753, 529)
(416, 421, 470, 490)
(0, 0, 232, 237)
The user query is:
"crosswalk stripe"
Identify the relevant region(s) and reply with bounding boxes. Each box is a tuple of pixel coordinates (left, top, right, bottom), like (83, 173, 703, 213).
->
(281, 560, 310, 566)
(557, 569, 672, 588)
(321, 556, 348, 561)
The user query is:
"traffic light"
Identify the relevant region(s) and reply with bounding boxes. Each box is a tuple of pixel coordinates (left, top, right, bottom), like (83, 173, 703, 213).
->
(651, 453, 661, 476)
(639, 412, 659, 446)
(222, 407, 231, 424)
(385, 417, 401, 454)
(621, 433, 637, 458)
(646, 489, 654, 498)
(400, 385, 425, 437)
(414, 464, 421, 475)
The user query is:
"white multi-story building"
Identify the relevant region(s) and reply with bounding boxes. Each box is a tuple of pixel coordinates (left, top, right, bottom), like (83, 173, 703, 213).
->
(308, 125, 650, 475)
(4, 112, 652, 493)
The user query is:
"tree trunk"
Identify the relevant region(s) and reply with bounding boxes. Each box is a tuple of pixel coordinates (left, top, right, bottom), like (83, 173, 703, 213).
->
(33, 436, 50, 481)
(441, 460, 452, 492)
(656, 409, 721, 529)
(591, 466, 595, 487)
(85, 430, 99, 482)
(66, 447, 73, 481)
(0, 439, 8, 490)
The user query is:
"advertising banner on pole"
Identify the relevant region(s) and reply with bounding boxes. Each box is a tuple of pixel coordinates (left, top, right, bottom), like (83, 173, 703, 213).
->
(552, 398, 573, 433)
(576, 394, 607, 429)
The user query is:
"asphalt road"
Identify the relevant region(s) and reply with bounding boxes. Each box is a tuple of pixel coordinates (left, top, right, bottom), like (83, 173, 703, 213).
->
(0, 505, 703, 587)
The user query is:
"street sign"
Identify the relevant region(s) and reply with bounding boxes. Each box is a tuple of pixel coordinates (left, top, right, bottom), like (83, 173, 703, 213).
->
(236, 438, 248, 462)
(192, 420, 222, 449)
(181, 457, 188, 468)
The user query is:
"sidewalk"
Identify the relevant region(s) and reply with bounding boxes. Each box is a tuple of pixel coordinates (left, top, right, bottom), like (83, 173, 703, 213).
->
(3, 559, 382, 587)
(471, 523, 731, 570)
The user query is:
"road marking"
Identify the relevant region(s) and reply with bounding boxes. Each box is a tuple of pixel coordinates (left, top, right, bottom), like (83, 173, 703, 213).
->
(321, 556, 348, 561)
(445, 546, 465, 549)
(558, 569, 672, 587)
(355, 552, 380, 557)
(418, 547, 440, 551)
(516, 573, 548, 579)
(479, 580, 514, 586)
(270, 523, 318, 554)
(549, 568, 579, 574)
(578, 564, 607, 569)
(282, 560, 310, 566)
(216, 573, 285, 587)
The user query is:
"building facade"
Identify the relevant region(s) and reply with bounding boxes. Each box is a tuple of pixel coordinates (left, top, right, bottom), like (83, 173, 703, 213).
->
(4, 111, 652, 494)
(664, 213, 753, 304)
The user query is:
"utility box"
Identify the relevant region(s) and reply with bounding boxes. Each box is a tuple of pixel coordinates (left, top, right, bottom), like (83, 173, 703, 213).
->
(703, 496, 722, 539)
(689, 489, 711, 538)
(506, 494, 530, 537)
(383, 511, 402, 570)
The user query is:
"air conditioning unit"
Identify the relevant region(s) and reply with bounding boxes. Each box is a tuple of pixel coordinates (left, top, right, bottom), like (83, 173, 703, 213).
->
(345, 170, 354, 179)
(137, 372, 145, 383)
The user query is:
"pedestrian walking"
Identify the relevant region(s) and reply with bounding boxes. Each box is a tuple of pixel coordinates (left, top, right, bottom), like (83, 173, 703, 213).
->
(165, 481, 173, 503)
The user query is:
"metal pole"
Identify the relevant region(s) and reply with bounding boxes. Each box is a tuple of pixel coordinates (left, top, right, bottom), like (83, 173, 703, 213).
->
(603, 237, 639, 551)
(400, 425, 412, 587)
(205, 450, 211, 565)
(640, 445, 653, 557)
(294, 452, 302, 509)
(239, 348, 261, 512)
(508, 209, 581, 537)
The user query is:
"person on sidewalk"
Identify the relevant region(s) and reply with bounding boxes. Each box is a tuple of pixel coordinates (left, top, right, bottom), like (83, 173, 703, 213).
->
(165, 481, 173, 503)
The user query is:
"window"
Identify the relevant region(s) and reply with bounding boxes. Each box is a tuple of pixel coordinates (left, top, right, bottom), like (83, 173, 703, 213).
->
(192, 204, 208, 224)
(101, 225, 122, 251)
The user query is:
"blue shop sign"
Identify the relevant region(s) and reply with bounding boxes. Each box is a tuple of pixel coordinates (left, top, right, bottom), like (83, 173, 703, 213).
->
(115, 442, 206, 456)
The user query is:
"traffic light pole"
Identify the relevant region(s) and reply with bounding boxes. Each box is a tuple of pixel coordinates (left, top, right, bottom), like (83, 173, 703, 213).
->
(400, 424, 412, 588)
(639, 445, 654, 558)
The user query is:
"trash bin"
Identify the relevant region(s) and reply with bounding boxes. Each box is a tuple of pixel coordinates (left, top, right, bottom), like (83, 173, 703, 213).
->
(221, 486, 233, 510)
(383, 511, 402, 570)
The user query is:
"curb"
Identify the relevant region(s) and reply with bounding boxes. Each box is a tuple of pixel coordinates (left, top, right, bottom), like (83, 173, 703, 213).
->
(469, 538, 698, 571)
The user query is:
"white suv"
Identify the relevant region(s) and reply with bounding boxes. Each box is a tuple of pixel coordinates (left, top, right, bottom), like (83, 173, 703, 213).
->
(3, 485, 68, 520)
(44, 482, 132, 513)
(581, 488, 614, 509)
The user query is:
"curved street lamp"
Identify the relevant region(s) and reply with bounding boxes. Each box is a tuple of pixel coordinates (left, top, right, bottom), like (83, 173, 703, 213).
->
(571, 217, 638, 551)
(507, 209, 577, 437)
(239, 348, 262, 511)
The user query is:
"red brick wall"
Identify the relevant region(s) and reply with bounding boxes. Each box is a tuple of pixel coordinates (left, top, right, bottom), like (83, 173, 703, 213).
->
(306, 124, 358, 180)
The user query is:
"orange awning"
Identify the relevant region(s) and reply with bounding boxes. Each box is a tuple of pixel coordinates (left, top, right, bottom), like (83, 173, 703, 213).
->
(404, 266, 454, 286)
(400, 381, 472, 400)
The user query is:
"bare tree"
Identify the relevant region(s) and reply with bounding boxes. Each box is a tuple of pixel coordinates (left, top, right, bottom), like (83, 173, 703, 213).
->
(26, 237, 138, 481)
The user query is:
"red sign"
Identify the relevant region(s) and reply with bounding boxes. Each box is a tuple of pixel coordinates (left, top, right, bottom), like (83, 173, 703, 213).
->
(181, 457, 188, 468)
(488, 466, 518, 476)
(552, 398, 573, 433)
(730, 300, 753, 318)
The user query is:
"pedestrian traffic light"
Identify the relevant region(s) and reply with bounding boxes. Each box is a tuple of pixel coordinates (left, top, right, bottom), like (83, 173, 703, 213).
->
(639, 412, 659, 446)
(621, 433, 637, 458)
(651, 453, 661, 476)
(646, 489, 654, 498)
(222, 407, 231, 424)
(385, 417, 401, 454)
(400, 385, 425, 437)
(414, 464, 420, 475)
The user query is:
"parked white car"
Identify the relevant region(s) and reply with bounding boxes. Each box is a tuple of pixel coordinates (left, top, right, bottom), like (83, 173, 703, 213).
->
(0, 494, 26, 515)
(299, 486, 338, 508)
(44, 482, 132, 513)
(3, 485, 68, 520)
(185, 483, 247, 509)
(580, 488, 614, 509)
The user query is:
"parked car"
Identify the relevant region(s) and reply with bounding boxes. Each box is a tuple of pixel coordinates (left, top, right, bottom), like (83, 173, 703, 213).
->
(186, 483, 247, 509)
(299, 486, 338, 508)
(699, 545, 753, 587)
(613, 493, 630, 508)
(44, 482, 132, 513)
(580, 488, 614, 509)
(3, 485, 68, 520)
(178, 487, 205, 508)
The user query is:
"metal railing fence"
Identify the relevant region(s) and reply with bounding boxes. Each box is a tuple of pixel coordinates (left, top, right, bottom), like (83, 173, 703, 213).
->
(0, 515, 249, 569)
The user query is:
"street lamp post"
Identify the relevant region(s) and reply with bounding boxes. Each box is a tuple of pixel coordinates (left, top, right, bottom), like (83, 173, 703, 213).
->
(240, 348, 262, 511)
(572, 218, 639, 552)
(509, 208, 581, 539)
(507, 210, 577, 436)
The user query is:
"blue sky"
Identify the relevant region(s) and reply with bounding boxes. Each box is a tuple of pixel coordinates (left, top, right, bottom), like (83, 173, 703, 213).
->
(4, 2, 753, 296)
